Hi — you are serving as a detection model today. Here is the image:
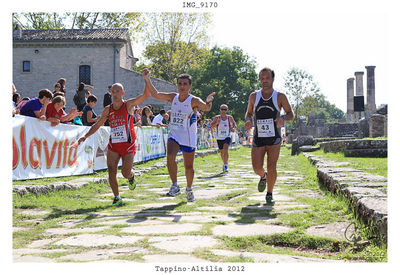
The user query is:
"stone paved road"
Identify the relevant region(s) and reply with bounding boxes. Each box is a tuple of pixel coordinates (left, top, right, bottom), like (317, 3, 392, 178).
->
(13, 147, 360, 263)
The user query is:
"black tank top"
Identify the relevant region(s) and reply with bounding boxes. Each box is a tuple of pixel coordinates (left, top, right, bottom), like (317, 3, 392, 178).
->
(253, 90, 281, 145)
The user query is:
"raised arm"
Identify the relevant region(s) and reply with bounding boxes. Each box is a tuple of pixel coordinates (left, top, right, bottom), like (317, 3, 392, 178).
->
(61, 108, 82, 122)
(77, 106, 110, 145)
(142, 68, 176, 103)
(244, 92, 256, 131)
(192, 92, 215, 112)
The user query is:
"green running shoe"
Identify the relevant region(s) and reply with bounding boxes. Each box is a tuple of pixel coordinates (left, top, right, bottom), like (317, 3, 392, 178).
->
(265, 193, 275, 205)
(128, 174, 137, 191)
(258, 172, 267, 192)
(112, 197, 123, 207)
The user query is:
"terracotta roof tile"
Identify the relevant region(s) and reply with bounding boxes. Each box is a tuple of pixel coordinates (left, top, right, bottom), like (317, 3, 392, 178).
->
(13, 28, 130, 42)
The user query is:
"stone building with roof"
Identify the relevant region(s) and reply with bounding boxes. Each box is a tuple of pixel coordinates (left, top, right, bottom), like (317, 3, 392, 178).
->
(12, 28, 176, 115)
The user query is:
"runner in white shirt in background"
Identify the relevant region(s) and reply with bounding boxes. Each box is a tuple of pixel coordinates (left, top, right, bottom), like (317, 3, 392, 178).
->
(210, 104, 237, 173)
(142, 68, 215, 202)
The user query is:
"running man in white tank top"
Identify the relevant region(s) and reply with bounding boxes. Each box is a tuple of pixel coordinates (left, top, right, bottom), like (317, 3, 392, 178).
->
(244, 67, 294, 205)
(142, 68, 215, 202)
(210, 104, 237, 173)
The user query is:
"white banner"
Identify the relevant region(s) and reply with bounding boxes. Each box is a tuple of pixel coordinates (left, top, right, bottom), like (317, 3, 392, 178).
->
(12, 115, 94, 180)
(12, 116, 232, 180)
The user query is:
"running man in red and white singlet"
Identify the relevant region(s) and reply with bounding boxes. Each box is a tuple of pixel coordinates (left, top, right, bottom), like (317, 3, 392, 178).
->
(78, 70, 150, 206)
(107, 100, 136, 156)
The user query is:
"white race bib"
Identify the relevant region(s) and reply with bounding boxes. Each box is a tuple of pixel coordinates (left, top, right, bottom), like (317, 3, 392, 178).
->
(257, 119, 275, 137)
(110, 125, 128, 143)
(218, 128, 228, 137)
(170, 112, 188, 130)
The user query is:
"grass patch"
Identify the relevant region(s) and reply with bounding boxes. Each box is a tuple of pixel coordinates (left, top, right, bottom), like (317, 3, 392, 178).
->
(310, 149, 387, 177)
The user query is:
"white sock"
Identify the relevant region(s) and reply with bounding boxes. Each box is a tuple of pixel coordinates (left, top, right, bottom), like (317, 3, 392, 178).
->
(186, 187, 192, 191)
(172, 182, 178, 187)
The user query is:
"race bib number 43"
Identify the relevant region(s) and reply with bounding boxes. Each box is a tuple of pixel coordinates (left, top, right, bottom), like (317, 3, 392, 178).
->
(257, 119, 275, 137)
(110, 125, 128, 143)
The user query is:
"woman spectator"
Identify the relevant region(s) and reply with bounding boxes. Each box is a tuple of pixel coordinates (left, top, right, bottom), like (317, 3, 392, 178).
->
(82, 95, 100, 126)
(54, 83, 64, 96)
(74, 82, 94, 112)
(141, 106, 160, 127)
(57, 78, 67, 94)
(46, 95, 82, 126)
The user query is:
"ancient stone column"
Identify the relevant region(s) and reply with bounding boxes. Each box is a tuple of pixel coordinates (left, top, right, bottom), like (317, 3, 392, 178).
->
(365, 66, 376, 114)
(347, 78, 355, 122)
(354, 71, 364, 121)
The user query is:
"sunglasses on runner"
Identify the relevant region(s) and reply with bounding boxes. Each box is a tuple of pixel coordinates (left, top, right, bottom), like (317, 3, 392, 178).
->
(220, 108, 228, 111)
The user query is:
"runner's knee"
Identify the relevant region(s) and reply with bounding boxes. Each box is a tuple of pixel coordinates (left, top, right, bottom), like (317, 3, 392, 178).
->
(121, 168, 132, 178)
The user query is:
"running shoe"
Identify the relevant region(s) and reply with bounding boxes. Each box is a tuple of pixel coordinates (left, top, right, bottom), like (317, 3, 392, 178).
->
(265, 193, 275, 205)
(223, 164, 228, 173)
(128, 174, 137, 190)
(112, 197, 123, 206)
(186, 189, 195, 202)
(258, 172, 267, 192)
(166, 185, 181, 196)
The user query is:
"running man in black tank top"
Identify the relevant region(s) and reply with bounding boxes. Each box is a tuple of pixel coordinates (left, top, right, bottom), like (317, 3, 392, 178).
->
(244, 67, 294, 204)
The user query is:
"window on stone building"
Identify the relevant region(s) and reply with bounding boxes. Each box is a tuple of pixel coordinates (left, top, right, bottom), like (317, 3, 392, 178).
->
(79, 65, 91, 85)
(23, 61, 31, 72)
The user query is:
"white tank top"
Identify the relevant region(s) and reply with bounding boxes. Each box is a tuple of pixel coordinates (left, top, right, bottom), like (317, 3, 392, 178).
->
(168, 94, 197, 148)
(217, 116, 230, 140)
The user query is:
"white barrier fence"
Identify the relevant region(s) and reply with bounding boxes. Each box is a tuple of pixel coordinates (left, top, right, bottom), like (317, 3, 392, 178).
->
(12, 115, 239, 180)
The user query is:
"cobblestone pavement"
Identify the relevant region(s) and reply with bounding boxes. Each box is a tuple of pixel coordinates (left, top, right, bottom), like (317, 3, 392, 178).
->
(13, 147, 362, 263)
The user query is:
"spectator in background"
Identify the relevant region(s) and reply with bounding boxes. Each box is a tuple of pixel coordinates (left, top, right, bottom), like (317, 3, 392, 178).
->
(134, 106, 142, 127)
(16, 97, 30, 113)
(147, 104, 154, 121)
(53, 83, 64, 96)
(74, 82, 94, 112)
(57, 78, 67, 94)
(46, 95, 82, 126)
(20, 89, 53, 120)
(13, 93, 21, 108)
(82, 95, 100, 126)
(165, 110, 171, 124)
(162, 113, 169, 125)
(152, 109, 169, 128)
(12, 83, 18, 116)
(103, 85, 112, 107)
(103, 85, 112, 126)
(197, 110, 204, 128)
(141, 106, 160, 127)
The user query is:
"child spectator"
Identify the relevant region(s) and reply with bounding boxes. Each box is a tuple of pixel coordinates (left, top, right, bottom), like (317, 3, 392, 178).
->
(82, 95, 100, 126)
(16, 97, 30, 112)
(13, 93, 21, 108)
(46, 95, 82, 126)
(20, 89, 53, 120)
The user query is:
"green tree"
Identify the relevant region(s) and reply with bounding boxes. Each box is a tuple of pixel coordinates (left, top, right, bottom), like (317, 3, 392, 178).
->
(283, 67, 321, 125)
(12, 13, 144, 36)
(135, 13, 212, 83)
(188, 46, 259, 121)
